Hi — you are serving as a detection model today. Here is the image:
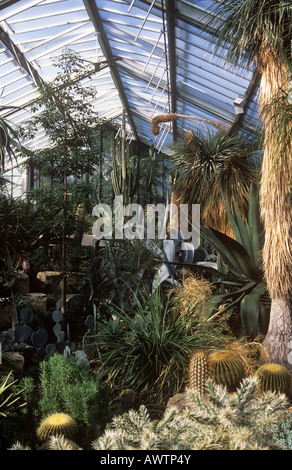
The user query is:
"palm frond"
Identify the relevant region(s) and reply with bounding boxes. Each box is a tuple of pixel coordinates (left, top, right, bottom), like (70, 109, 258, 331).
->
(208, 0, 292, 69)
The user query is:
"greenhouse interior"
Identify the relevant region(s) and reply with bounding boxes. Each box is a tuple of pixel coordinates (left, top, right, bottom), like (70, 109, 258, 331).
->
(1, 0, 292, 452)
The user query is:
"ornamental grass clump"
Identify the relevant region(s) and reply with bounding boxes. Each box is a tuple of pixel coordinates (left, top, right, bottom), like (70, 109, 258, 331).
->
(172, 271, 214, 321)
(92, 377, 288, 450)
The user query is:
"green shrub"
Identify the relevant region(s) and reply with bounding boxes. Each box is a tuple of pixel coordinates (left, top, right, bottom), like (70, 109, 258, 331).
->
(37, 353, 110, 446)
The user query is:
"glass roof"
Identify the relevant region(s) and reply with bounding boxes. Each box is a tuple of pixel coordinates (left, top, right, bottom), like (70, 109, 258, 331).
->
(0, 0, 261, 171)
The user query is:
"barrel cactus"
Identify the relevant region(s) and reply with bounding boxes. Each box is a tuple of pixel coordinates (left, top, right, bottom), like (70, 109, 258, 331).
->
(36, 412, 78, 442)
(256, 363, 291, 395)
(208, 349, 245, 390)
(188, 350, 210, 396)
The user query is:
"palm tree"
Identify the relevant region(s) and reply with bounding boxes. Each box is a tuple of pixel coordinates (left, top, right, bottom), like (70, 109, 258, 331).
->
(170, 128, 260, 236)
(209, 1, 292, 368)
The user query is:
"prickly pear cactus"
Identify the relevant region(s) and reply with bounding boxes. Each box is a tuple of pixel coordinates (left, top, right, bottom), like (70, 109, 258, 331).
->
(208, 349, 245, 390)
(36, 413, 78, 442)
(188, 350, 210, 396)
(256, 363, 291, 395)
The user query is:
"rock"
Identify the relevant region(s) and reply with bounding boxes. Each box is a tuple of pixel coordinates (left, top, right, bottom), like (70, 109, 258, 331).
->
(166, 393, 193, 411)
(1, 350, 24, 373)
(81, 234, 95, 247)
(36, 271, 62, 293)
(66, 294, 85, 311)
(0, 302, 13, 328)
(22, 293, 47, 313)
(12, 272, 30, 294)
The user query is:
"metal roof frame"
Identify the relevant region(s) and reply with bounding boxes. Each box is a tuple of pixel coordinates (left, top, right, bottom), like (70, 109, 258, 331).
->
(0, 0, 261, 172)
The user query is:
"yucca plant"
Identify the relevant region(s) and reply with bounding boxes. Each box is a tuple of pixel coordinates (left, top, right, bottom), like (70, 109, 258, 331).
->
(170, 129, 260, 236)
(200, 184, 269, 339)
(96, 287, 229, 404)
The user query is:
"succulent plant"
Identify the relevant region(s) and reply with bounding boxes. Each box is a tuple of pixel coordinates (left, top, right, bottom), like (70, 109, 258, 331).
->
(39, 435, 82, 450)
(256, 363, 292, 395)
(208, 349, 245, 390)
(188, 350, 210, 397)
(36, 412, 78, 442)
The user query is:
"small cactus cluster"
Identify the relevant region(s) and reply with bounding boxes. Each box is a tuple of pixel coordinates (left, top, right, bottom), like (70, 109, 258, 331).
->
(256, 363, 291, 395)
(187, 347, 292, 398)
(36, 412, 78, 442)
(188, 348, 246, 393)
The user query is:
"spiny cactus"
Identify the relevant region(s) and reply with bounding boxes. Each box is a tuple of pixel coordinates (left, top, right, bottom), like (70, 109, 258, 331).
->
(188, 350, 209, 396)
(40, 435, 82, 450)
(8, 441, 31, 450)
(208, 349, 245, 390)
(256, 363, 292, 395)
(92, 377, 288, 450)
(36, 412, 78, 442)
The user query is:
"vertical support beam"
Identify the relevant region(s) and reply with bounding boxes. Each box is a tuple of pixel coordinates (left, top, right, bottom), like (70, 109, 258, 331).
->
(165, 0, 178, 141)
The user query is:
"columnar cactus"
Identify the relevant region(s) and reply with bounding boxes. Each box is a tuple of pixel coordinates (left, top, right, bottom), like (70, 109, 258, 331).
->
(188, 350, 210, 396)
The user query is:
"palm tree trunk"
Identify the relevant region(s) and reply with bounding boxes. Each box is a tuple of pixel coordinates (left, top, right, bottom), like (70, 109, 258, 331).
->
(263, 298, 292, 369)
(259, 48, 292, 368)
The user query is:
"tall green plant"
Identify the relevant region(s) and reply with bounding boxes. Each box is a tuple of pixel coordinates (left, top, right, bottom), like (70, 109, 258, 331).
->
(0, 105, 30, 175)
(26, 49, 103, 321)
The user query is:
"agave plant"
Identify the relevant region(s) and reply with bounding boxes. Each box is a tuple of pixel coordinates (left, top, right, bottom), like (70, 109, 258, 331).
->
(200, 184, 269, 339)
